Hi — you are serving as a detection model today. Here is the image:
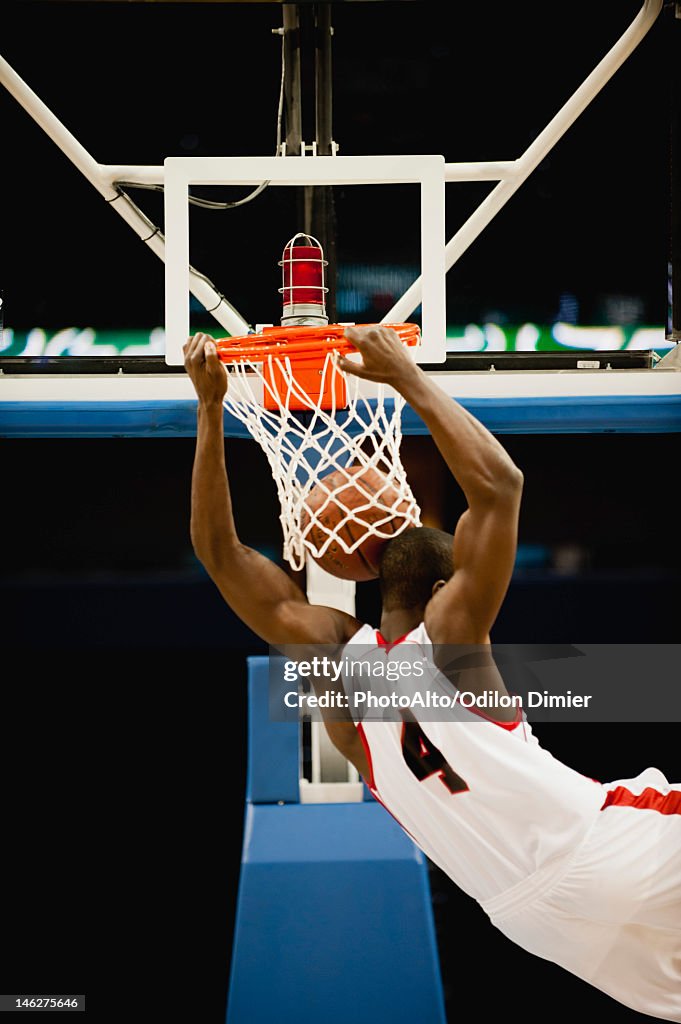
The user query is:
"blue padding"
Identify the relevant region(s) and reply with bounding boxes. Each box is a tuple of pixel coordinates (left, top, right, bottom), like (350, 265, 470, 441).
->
(400, 394, 681, 434)
(247, 656, 300, 805)
(227, 802, 446, 1024)
(243, 800, 420, 864)
(2, 392, 681, 436)
(0, 401, 252, 438)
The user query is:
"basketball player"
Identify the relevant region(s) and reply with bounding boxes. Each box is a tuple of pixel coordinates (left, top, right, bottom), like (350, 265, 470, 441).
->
(184, 328, 680, 1021)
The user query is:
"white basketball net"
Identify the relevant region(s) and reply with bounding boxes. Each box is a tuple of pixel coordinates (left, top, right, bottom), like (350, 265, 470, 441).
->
(222, 351, 422, 571)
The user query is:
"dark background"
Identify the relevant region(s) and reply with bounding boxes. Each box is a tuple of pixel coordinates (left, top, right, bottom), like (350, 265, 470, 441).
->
(0, 0, 673, 330)
(1, 2, 679, 1023)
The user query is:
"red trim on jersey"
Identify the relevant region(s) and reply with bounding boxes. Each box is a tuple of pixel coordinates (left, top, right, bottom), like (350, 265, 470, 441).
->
(356, 722, 377, 792)
(464, 701, 523, 732)
(356, 722, 426, 846)
(376, 629, 410, 650)
(601, 785, 681, 816)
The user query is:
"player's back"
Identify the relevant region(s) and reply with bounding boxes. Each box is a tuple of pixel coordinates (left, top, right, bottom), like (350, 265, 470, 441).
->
(342, 622, 605, 905)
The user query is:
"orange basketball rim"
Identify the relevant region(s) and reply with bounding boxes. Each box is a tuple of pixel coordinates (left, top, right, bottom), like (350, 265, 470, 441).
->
(215, 323, 420, 411)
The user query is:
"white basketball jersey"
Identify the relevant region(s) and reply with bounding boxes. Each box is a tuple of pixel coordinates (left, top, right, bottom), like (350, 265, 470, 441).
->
(344, 622, 605, 904)
(342, 624, 681, 1019)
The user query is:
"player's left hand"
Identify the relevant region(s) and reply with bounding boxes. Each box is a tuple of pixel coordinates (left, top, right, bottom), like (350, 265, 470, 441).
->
(337, 325, 420, 389)
(183, 333, 228, 407)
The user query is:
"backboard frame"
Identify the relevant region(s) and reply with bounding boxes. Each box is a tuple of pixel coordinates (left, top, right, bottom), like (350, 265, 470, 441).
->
(163, 154, 446, 365)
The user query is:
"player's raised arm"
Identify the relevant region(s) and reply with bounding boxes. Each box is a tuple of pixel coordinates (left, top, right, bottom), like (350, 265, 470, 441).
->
(184, 333, 359, 646)
(338, 326, 523, 643)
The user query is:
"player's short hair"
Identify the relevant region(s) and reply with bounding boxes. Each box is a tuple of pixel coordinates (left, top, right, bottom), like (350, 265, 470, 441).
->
(379, 526, 454, 610)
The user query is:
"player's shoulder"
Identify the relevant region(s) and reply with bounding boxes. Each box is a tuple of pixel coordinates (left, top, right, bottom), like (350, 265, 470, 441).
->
(344, 622, 380, 646)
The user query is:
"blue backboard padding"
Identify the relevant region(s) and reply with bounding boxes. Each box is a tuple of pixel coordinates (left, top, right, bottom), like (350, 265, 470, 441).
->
(1, 393, 681, 436)
(227, 802, 446, 1024)
(247, 656, 300, 805)
(396, 394, 681, 434)
(0, 401, 242, 438)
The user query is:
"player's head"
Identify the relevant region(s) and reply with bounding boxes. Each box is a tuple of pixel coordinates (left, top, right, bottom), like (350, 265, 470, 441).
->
(379, 526, 454, 611)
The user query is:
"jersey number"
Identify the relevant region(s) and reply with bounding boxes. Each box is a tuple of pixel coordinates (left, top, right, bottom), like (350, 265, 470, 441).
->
(400, 722, 468, 794)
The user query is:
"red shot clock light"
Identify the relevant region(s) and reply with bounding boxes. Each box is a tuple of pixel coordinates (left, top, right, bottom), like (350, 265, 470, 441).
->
(279, 233, 329, 326)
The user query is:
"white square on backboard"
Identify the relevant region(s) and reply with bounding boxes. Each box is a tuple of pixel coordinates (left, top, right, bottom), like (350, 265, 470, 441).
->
(164, 155, 446, 365)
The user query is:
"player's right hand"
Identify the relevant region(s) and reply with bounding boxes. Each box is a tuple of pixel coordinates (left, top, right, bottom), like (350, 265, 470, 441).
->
(183, 333, 228, 407)
(337, 325, 420, 390)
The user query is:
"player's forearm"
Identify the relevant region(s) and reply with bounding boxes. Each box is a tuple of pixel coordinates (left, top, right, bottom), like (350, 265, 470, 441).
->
(399, 368, 522, 503)
(190, 401, 308, 619)
(190, 401, 240, 566)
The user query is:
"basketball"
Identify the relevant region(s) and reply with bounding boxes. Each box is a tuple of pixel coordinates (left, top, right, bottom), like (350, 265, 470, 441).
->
(301, 465, 414, 581)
